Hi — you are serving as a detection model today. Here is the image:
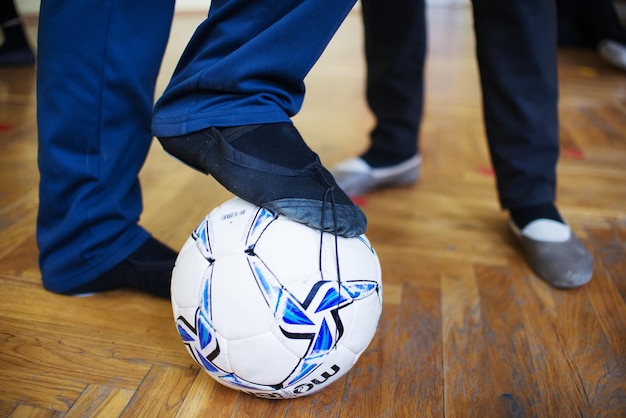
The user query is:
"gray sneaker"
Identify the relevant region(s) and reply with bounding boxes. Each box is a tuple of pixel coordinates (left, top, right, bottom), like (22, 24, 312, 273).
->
(598, 39, 626, 71)
(510, 219, 593, 289)
(332, 155, 421, 196)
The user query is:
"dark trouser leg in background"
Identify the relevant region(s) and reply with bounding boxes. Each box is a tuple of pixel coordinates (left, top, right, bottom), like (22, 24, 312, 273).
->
(361, 0, 426, 165)
(473, 0, 593, 288)
(472, 0, 560, 215)
(0, 0, 35, 66)
(331, 0, 425, 196)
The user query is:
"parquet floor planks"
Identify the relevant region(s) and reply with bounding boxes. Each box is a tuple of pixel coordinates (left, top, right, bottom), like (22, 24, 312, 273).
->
(0, 4, 624, 417)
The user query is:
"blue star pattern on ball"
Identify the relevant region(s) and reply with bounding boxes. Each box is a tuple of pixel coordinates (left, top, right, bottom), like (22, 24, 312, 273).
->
(174, 206, 381, 391)
(247, 255, 379, 387)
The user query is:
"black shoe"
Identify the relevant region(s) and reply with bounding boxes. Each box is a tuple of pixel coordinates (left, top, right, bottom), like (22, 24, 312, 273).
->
(64, 237, 177, 298)
(159, 123, 367, 237)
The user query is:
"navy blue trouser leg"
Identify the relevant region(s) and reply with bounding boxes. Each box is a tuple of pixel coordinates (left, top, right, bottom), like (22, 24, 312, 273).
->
(152, 0, 357, 137)
(36, 0, 175, 292)
(472, 0, 560, 210)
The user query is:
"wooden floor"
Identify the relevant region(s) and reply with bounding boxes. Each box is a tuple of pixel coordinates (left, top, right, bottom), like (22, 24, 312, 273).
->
(1, 5, 625, 417)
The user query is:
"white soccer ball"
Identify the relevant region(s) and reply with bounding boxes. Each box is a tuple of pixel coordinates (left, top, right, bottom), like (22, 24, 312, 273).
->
(171, 197, 382, 399)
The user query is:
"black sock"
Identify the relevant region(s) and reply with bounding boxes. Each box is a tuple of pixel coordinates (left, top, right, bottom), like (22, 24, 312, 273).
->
(65, 237, 177, 298)
(510, 203, 564, 230)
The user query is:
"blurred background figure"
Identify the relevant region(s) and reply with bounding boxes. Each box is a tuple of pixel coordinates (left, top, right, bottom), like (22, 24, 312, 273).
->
(0, 0, 35, 66)
(557, 0, 626, 70)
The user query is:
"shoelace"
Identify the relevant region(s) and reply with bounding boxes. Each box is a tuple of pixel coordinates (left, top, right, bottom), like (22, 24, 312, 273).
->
(317, 167, 343, 347)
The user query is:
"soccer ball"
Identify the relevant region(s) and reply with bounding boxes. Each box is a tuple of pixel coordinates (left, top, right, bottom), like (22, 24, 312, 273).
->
(171, 197, 382, 399)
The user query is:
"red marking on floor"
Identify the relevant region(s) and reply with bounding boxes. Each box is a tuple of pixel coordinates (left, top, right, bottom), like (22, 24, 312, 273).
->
(477, 166, 495, 176)
(562, 148, 585, 160)
(351, 196, 368, 207)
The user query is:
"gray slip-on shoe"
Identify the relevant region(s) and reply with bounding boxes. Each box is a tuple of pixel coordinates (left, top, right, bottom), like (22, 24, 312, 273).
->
(332, 155, 421, 197)
(510, 219, 593, 289)
(598, 39, 626, 71)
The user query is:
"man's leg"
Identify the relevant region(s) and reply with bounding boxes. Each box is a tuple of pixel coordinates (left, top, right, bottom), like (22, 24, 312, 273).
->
(332, 0, 426, 196)
(472, 0, 593, 288)
(37, 0, 176, 297)
(153, 0, 367, 237)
